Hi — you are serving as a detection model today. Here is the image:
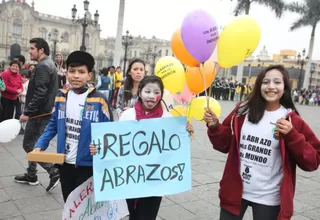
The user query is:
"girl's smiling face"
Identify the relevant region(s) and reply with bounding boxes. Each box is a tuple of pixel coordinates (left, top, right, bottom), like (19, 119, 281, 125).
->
(139, 82, 162, 110)
(260, 69, 284, 109)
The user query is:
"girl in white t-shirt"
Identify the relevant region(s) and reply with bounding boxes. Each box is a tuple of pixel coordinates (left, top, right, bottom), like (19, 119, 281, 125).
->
(203, 65, 320, 220)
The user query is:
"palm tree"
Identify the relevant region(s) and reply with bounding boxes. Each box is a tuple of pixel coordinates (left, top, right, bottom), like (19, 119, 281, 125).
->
(234, 0, 285, 16)
(286, 0, 320, 89)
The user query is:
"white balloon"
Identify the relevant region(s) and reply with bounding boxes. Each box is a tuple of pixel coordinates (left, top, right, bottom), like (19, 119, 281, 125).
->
(0, 119, 21, 143)
(161, 89, 175, 111)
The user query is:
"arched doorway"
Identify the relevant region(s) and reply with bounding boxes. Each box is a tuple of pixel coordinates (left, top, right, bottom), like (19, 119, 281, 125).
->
(10, 43, 21, 61)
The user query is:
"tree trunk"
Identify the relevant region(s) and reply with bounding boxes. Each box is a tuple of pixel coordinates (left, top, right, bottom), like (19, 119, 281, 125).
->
(236, 1, 251, 83)
(302, 24, 317, 89)
(245, 0, 251, 15)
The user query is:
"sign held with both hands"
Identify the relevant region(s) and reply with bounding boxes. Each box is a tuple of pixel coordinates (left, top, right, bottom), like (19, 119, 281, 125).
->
(91, 117, 192, 201)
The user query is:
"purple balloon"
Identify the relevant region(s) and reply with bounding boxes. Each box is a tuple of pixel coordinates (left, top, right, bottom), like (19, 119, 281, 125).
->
(181, 9, 219, 63)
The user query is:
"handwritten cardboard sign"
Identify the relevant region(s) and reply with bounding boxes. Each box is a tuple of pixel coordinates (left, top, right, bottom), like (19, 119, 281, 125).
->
(62, 177, 128, 220)
(91, 117, 192, 201)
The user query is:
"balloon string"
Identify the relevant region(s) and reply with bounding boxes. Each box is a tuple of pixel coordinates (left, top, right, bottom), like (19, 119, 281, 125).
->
(172, 108, 184, 116)
(183, 102, 187, 116)
(187, 98, 193, 121)
(200, 63, 209, 108)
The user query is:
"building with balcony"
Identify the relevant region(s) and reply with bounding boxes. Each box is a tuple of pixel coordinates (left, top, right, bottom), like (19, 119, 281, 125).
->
(0, 0, 172, 73)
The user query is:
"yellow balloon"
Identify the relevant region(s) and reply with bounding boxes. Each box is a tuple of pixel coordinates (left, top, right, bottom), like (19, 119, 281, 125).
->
(170, 106, 187, 117)
(155, 56, 185, 94)
(188, 97, 221, 121)
(218, 16, 261, 68)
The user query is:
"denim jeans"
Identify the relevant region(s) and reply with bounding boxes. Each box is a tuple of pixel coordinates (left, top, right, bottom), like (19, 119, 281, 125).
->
(23, 116, 58, 177)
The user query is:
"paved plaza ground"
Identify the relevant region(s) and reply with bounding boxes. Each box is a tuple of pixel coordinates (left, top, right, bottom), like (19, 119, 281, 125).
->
(0, 101, 320, 220)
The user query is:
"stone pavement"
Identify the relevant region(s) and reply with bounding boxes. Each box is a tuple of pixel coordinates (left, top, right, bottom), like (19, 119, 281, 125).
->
(1, 101, 320, 220)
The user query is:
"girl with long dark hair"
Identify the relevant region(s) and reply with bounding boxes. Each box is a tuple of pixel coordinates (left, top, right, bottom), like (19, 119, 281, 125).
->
(203, 65, 320, 220)
(116, 59, 146, 117)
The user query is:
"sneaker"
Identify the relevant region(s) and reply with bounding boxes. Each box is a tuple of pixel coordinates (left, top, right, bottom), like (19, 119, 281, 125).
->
(14, 173, 39, 186)
(46, 173, 60, 192)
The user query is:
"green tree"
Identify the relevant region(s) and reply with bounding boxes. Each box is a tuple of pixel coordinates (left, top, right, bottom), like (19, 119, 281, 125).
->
(286, 0, 320, 89)
(234, 0, 285, 16)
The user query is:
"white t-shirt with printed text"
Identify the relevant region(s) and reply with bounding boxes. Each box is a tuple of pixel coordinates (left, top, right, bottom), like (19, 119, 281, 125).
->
(65, 90, 89, 164)
(240, 106, 288, 206)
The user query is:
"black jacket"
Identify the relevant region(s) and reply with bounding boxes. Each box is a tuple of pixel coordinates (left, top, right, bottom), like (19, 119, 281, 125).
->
(24, 56, 58, 117)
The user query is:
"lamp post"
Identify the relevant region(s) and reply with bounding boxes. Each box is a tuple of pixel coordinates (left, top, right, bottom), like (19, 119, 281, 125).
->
(146, 46, 161, 75)
(122, 30, 133, 75)
(309, 64, 316, 89)
(71, 0, 99, 51)
(48, 31, 63, 60)
(297, 48, 308, 89)
(248, 63, 252, 84)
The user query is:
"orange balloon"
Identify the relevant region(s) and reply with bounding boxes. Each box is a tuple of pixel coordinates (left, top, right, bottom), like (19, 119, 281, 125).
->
(186, 60, 217, 94)
(171, 29, 200, 67)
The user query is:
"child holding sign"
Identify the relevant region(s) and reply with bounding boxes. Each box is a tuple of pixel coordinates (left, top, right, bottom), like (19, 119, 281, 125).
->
(33, 51, 113, 202)
(204, 65, 320, 220)
(91, 75, 194, 220)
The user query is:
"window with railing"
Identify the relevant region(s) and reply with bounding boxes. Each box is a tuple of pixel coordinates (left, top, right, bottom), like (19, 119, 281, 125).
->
(12, 19, 22, 36)
(40, 28, 47, 39)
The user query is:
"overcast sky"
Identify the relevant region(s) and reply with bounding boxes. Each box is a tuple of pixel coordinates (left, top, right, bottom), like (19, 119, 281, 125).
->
(29, 0, 319, 60)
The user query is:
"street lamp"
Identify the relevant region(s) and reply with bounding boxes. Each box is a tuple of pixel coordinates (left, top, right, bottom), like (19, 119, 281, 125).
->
(122, 30, 133, 75)
(71, 0, 99, 51)
(48, 31, 63, 60)
(297, 48, 308, 89)
(146, 46, 161, 75)
(310, 64, 316, 89)
(248, 63, 252, 83)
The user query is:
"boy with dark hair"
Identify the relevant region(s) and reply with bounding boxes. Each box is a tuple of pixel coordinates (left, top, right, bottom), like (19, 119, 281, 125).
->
(14, 55, 32, 78)
(32, 51, 113, 202)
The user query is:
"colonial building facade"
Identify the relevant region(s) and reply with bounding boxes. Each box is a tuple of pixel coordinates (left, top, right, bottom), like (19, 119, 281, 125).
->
(0, 0, 172, 73)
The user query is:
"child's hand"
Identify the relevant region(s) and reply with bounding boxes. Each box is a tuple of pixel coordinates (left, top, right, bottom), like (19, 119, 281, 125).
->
(90, 144, 97, 155)
(186, 121, 194, 133)
(33, 148, 42, 153)
(203, 108, 218, 126)
(276, 118, 293, 135)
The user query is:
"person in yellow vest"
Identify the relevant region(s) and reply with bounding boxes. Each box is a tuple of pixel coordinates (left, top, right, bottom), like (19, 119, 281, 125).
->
(111, 66, 123, 108)
(235, 83, 241, 102)
(243, 84, 248, 99)
(107, 66, 116, 105)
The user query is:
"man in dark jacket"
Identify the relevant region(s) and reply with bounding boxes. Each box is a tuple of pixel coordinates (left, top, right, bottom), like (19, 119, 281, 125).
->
(229, 80, 236, 101)
(15, 38, 60, 192)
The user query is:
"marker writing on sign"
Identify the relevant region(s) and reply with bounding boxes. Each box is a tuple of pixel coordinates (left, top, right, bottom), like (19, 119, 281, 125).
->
(100, 163, 186, 191)
(92, 129, 181, 159)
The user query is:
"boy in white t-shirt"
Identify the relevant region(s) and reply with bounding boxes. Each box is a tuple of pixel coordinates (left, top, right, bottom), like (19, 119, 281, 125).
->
(34, 51, 113, 202)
